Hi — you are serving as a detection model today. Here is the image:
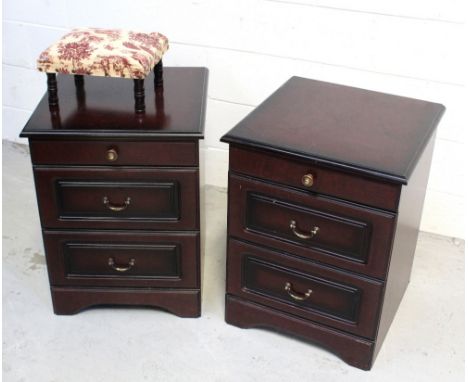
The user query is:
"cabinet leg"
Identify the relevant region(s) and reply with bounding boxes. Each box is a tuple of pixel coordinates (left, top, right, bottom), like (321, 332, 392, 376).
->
(51, 287, 201, 318)
(225, 295, 375, 370)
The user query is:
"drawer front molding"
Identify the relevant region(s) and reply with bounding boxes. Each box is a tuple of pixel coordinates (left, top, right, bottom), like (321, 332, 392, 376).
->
(44, 230, 200, 288)
(246, 192, 371, 264)
(65, 243, 181, 278)
(230, 174, 396, 279)
(34, 167, 199, 230)
(56, 180, 180, 220)
(227, 239, 383, 339)
(243, 256, 361, 323)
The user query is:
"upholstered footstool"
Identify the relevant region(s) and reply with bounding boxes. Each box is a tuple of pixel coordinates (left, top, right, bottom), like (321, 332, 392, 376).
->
(37, 27, 169, 112)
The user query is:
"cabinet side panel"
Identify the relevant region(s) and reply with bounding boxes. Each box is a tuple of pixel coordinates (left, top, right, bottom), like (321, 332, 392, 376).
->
(373, 132, 436, 361)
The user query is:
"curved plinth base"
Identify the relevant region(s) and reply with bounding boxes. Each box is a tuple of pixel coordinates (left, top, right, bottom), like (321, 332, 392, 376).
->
(225, 294, 375, 370)
(51, 287, 201, 318)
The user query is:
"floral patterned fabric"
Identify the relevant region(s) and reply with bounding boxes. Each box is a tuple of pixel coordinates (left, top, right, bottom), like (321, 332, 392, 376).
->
(37, 28, 169, 79)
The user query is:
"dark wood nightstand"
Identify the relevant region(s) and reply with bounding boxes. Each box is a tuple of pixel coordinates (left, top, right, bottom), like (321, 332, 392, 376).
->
(20, 67, 208, 317)
(221, 77, 444, 369)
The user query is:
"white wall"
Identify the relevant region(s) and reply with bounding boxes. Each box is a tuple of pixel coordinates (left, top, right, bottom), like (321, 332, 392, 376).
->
(2, 0, 466, 238)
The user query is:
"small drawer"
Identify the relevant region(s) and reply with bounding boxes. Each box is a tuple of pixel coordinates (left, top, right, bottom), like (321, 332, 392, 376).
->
(229, 175, 395, 279)
(34, 167, 199, 230)
(43, 230, 199, 288)
(30, 140, 199, 166)
(229, 146, 401, 211)
(227, 239, 383, 339)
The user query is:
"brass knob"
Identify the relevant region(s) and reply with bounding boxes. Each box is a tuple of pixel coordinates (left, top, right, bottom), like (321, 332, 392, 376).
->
(301, 174, 314, 187)
(106, 148, 118, 162)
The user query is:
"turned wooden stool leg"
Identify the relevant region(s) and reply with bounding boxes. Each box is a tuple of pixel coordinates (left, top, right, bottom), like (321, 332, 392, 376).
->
(74, 74, 84, 87)
(46, 73, 58, 108)
(74, 75, 86, 111)
(134, 79, 145, 113)
(49, 107, 61, 129)
(155, 86, 165, 116)
(154, 60, 163, 87)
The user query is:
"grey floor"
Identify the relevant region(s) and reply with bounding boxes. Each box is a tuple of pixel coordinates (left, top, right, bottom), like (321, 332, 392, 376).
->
(2, 140, 465, 382)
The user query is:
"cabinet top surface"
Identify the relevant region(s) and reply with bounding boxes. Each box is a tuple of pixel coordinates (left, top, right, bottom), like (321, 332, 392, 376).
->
(221, 77, 445, 183)
(20, 67, 208, 139)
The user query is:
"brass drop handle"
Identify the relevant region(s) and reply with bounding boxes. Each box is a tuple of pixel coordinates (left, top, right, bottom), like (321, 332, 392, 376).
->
(290, 220, 319, 239)
(103, 196, 131, 211)
(106, 148, 118, 162)
(284, 282, 313, 301)
(108, 257, 135, 272)
(301, 173, 314, 187)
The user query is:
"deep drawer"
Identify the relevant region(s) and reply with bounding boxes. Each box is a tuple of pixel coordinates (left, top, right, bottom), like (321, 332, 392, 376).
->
(34, 167, 199, 230)
(43, 230, 200, 288)
(229, 175, 395, 279)
(227, 239, 383, 339)
(30, 140, 199, 166)
(229, 146, 401, 211)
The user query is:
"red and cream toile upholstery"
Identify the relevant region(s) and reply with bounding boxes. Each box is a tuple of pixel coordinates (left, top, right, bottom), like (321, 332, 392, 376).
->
(37, 28, 169, 79)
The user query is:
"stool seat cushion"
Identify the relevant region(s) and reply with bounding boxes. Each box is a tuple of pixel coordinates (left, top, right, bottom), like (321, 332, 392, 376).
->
(37, 28, 169, 79)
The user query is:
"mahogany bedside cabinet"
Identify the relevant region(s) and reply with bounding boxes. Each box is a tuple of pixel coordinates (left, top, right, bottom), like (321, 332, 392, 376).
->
(221, 77, 444, 369)
(20, 67, 208, 317)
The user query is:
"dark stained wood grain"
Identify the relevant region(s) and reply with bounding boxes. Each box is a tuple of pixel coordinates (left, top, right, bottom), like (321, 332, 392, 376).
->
(372, 132, 437, 363)
(222, 75, 443, 369)
(221, 77, 444, 183)
(227, 239, 383, 339)
(20, 67, 208, 139)
(229, 146, 402, 211)
(34, 167, 199, 230)
(30, 139, 199, 166)
(43, 230, 200, 288)
(51, 287, 201, 317)
(20, 67, 206, 318)
(225, 295, 375, 370)
(229, 174, 396, 279)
